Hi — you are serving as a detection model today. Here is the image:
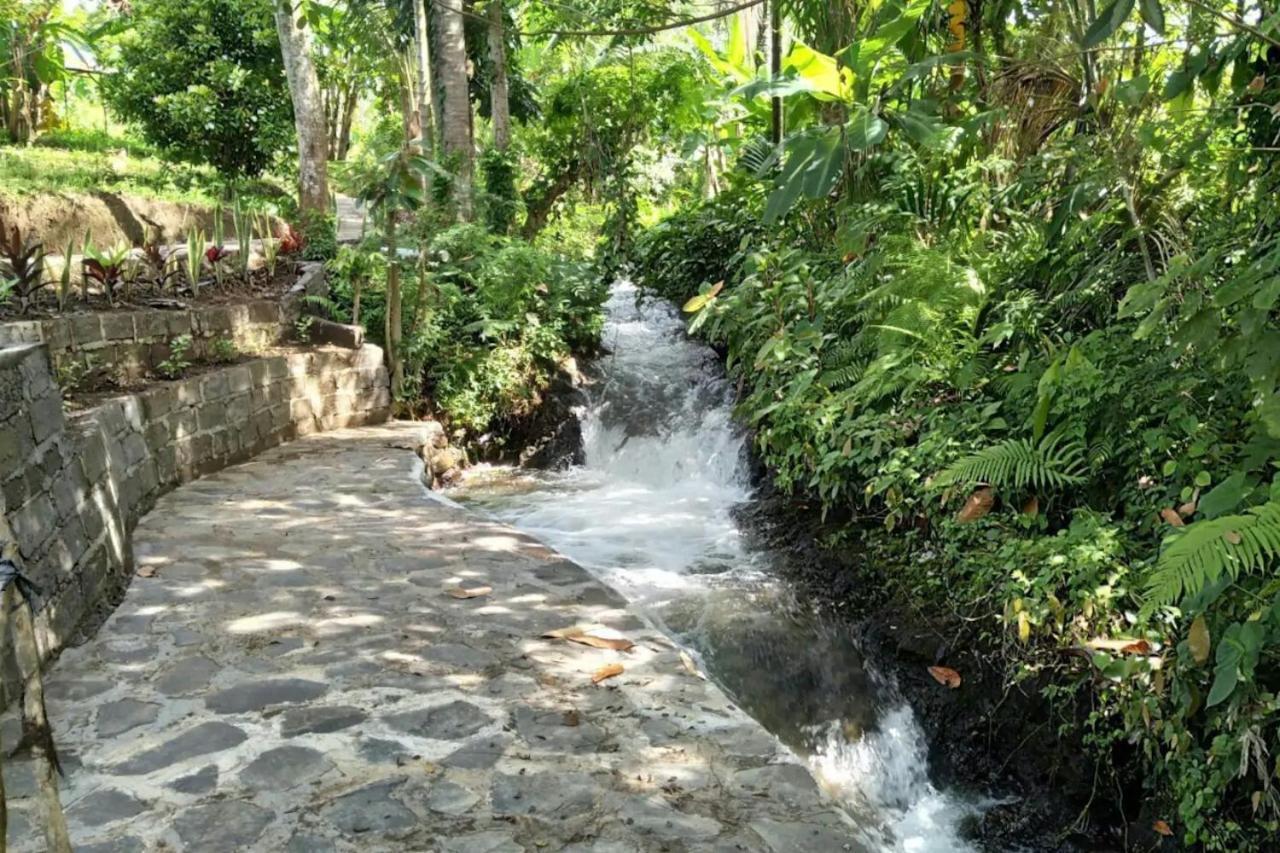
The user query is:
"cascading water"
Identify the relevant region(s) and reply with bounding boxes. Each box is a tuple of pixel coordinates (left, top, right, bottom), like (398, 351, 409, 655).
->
(453, 282, 987, 852)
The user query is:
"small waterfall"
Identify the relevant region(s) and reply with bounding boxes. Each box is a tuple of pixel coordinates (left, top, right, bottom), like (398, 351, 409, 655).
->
(453, 282, 985, 852)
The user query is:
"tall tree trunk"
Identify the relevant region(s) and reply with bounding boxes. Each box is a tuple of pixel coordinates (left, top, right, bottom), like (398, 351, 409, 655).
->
(273, 0, 330, 215)
(438, 0, 474, 220)
(414, 0, 436, 155)
(488, 0, 511, 151)
(337, 84, 357, 160)
(770, 0, 783, 145)
(385, 215, 404, 397)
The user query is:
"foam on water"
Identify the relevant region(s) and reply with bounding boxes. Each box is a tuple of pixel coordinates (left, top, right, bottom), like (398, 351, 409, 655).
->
(453, 282, 983, 851)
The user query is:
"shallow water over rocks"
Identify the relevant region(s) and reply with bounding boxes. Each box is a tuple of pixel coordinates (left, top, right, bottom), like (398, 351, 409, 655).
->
(453, 282, 990, 852)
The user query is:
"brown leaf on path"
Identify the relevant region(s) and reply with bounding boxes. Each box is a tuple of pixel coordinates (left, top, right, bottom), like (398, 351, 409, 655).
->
(568, 634, 635, 652)
(956, 487, 994, 523)
(136, 565, 158, 578)
(928, 665, 962, 688)
(679, 649, 705, 679)
(591, 663, 624, 684)
(1152, 820, 1173, 837)
(1159, 508, 1185, 527)
(447, 585, 492, 599)
(542, 626, 634, 651)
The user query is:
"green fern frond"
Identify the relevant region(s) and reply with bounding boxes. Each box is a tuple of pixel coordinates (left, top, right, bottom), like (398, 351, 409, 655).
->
(1146, 501, 1280, 607)
(1087, 437, 1115, 470)
(817, 339, 868, 390)
(936, 434, 1088, 492)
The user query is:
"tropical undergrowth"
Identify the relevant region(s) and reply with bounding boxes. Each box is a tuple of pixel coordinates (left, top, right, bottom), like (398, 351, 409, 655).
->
(633, 82, 1280, 850)
(325, 220, 606, 440)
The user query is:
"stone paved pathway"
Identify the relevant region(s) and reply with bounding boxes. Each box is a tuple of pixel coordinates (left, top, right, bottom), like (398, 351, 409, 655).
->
(335, 196, 365, 244)
(3, 423, 862, 852)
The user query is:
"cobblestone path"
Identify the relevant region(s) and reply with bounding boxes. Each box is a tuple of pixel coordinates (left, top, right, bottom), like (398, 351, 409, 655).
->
(3, 423, 860, 852)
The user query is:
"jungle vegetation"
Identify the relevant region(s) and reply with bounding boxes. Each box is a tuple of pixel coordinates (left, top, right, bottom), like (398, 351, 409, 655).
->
(4, 0, 1280, 847)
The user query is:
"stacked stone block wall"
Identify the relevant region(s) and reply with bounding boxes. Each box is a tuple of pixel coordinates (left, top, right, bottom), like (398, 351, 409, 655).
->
(0, 338, 390, 706)
(0, 263, 325, 383)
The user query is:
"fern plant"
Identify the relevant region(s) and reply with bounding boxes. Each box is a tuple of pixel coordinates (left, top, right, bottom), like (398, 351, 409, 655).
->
(937, 432, 1088, 492)
(1146, 500, 1280, 608)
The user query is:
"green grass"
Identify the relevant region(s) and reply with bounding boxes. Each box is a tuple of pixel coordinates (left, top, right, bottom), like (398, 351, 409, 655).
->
(0, 131, 294, 210)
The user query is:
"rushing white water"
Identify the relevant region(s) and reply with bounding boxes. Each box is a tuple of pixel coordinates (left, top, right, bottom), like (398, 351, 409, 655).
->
(453, 282, 985, 851)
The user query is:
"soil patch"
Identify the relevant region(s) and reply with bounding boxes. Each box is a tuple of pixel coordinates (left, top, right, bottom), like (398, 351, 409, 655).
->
(0, 190, 246, 251)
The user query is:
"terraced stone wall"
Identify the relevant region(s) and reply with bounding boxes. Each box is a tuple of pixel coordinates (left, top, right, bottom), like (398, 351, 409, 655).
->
(0, 336, 390, 707)
(0, 263, 325, 383)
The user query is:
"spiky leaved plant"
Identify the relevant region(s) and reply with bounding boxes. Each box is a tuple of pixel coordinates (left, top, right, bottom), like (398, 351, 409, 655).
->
(232, 201, 253, 282)
(82, 242, 131, 305)
(256, 214, 281, 279)
(0, 222, 47, 313)
(184, 228, 205, 298)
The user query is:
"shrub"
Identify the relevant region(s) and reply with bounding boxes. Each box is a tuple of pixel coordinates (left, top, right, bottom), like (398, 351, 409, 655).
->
(102, 0, 294, 176)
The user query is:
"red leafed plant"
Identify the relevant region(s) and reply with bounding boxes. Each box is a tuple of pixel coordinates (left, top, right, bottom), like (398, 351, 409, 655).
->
(277, 222, 305, 255)
(1, 221, 47, 313)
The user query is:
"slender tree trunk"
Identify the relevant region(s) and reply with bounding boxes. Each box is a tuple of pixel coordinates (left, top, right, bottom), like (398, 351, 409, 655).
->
(273, 0, 330, 214)
(488, 0, 511, 151)
(438, 0, 474, 220)
(770, 0, 783, 145)
(401, 52, 421, 145)
(385, 216, 404, 396)
(337, 85, 357, 160)
(414, 0, 436, 155)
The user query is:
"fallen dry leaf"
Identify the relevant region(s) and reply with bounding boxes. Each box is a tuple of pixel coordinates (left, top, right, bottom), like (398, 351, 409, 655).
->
(542, 626, 634, 651)
(956, 487, 994, 523)
(447, 585, 492, 599)
(679, 649, 705, 679)
(568, 634, 635, 652)
(1159, 508, 1185, 527)
(928, 665, 962, 689)
(1087, 638, 1153, 655)
(1153, 819, 1173, 837)
(136, 565, 158, 578)
(591, 663, 624, 684)
(1188, 615, 1211, 665)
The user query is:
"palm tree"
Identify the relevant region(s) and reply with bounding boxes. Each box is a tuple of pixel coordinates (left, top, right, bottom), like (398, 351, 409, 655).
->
(436, 0, 474, 219)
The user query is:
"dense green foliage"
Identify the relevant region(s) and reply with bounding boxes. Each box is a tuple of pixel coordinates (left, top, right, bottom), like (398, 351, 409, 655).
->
(326, 222, 605, 435)
(102, 0, 294, 176)
(633, 1, 1280, 846)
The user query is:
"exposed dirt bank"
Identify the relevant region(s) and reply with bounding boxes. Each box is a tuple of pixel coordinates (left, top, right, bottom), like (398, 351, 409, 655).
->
(0, 190, 240, 248)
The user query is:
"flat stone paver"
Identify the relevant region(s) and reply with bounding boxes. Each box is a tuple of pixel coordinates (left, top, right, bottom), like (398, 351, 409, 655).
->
(3, 423, 862, 851)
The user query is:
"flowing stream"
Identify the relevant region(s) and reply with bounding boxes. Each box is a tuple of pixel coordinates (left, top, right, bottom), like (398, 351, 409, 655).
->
(451, 282, 987, 851)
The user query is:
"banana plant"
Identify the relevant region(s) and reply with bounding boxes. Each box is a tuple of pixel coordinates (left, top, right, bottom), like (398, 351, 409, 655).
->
(715, 0, 966, 223)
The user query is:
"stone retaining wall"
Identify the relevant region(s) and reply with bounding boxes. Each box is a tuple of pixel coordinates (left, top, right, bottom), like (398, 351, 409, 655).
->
(0, 263, 325, 383)
(0, 338, 391, 706)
